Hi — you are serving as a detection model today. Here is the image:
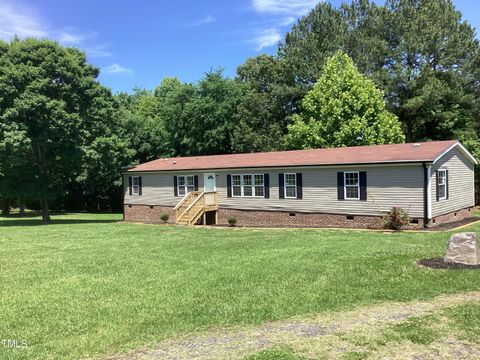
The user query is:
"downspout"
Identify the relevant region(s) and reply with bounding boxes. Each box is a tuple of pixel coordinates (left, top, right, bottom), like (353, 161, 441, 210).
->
(423, 162, 430, 228)
(121, 174, 125, 221)
(121, 166, 135, 222)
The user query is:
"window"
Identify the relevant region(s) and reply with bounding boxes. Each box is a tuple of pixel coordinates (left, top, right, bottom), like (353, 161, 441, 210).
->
(344, 172, 359, 200)
(232, 175, 242, 197)
(231, 174, 264, 197)
(284, 173, 297, 198)
(254, 174, 264, 197)
(177, 175, 194, 196)
(186, 176, 195, 193)
(132, 176, 140, 195)
(243, 174, 253, 196)
(438, 170, 447, 200)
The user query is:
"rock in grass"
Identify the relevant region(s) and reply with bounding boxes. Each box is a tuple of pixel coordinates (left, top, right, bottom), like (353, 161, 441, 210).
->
(444, 232, 479, 265)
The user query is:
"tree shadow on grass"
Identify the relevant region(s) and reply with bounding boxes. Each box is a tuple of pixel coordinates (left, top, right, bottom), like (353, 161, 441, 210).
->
(0, 213, 121, 227)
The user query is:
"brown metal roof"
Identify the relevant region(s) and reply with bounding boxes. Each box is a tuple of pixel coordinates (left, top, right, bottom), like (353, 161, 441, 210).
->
(127, 140, 461, 172)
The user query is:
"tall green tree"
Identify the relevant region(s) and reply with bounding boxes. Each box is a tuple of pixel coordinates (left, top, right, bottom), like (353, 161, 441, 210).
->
(76, 86, 135, 211)
(279, 2, 348, 85)
(232, 55, 303, 152)
(0, 38, 127, 222)
(183, 70, 242, 155)
(383, 0, 479, 141)
(154, 77, 196, 156)
(285, 52, 405, 149)
(116, 87, 163, 163)
(276, 0, 480, 142)
(156, 70, 242, 156)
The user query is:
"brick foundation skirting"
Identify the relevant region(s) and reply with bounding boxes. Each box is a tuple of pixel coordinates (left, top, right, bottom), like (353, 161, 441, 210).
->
(124, 204, 475, 229)
(124, 204, 175, 224)
(217, 208, 387, 229)
(428, 206, 475, 227)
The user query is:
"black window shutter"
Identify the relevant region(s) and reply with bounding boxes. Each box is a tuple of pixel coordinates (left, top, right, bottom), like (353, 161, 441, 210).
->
(337, 172, 344, 200)
(264, 174, 270, 198)
(359, 171, 367, 201)
(445, 170, 449, 199)
(194, 175, 199, 191)
(296, 173, 303, 199)
(435, 170, 439, 201)
(128, 176, 132, 195)
(227, 174, 232, 198)
(173, 176, 178, 196)
(138, 176, 143, 196)
(279, 173, 285, 199)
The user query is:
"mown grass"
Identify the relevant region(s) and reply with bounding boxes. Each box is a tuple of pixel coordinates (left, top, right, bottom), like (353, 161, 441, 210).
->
(331, 302, 480, 359)
(384, 303, 480, 346)
(245, 347, 303, 360)
(1, 213, 480, 359)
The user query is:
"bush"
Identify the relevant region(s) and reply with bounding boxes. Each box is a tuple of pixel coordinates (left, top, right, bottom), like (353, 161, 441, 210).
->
(228, 217, 237, 227)
(160, 213, 169, 223)
(384, 207, 410, 230)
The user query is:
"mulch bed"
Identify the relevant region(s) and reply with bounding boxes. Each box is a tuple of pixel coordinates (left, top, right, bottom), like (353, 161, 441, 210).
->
(417, 257, 480, 270)
(423, 216, 480, 231)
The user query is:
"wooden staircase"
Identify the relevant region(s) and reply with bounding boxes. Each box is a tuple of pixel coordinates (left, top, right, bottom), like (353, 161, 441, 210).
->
(174, 191, 218, 225)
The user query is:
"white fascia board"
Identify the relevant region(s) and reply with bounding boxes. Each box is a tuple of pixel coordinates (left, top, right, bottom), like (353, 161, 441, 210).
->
(433, 141, 478, 165)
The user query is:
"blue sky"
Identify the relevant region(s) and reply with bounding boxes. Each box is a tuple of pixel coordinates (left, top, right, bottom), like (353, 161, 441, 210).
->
(0, 0, 478, 93)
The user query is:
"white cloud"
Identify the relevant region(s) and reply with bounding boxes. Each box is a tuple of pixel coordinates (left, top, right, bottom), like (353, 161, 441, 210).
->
(280, 17, 296, 26)
(198, 14, 216, 25)
(252, 0, 320, 15)
(248, 1, 320, 50)
(0, 2, 111, 58)
(57, 28, 97, 45)
(254, 28, 281, 50)
(181, 14, 216, 28)
(102, 63, 133, 75)
(0, 2, 48, 39)
(84, 44, 112, 58)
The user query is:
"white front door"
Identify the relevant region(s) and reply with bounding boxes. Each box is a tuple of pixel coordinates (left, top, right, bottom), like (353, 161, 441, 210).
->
(204, 173, 216, 192)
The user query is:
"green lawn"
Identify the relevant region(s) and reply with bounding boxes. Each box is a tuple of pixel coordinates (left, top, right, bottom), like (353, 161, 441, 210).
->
(1, 213, 480, 359)
(245, 302, 480, 360)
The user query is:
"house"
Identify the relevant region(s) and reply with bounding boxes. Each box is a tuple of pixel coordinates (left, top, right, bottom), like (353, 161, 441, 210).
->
(123, 140, 477, 228)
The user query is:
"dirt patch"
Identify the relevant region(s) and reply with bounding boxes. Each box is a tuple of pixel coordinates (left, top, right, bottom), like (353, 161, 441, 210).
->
(108, 292, 480, 360)
(418, 258, 480, 270)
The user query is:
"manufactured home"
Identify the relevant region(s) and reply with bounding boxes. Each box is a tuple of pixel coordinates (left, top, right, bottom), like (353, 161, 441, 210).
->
(123, 140, 477, 228)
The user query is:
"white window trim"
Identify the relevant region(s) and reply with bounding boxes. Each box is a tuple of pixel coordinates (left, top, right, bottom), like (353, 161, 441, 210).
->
(231, 174, 265, 198)
(437, 169, 447, 200)
(344, 171, 360, 200)
(253, 174, 265, 198)
(284, 173, 297, 199)
(132, 176, 140, 196)
(177, 175, 195, 197)
(231, 174, 242, 197)
(242, 174, 254, 197)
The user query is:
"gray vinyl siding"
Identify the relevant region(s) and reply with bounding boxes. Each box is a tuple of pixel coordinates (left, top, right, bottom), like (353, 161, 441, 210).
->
(125, 164, 425, 218)
(431, 147, 475, 217)
(125, 172, 203, 207)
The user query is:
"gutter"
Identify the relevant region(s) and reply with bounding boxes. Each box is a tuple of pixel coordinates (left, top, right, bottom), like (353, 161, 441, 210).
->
(123, 160, 432, 174)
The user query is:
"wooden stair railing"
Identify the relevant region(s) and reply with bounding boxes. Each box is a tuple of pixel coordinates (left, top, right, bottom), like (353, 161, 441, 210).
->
(174, 191, 218, 225)
(174, 191, 200, 222)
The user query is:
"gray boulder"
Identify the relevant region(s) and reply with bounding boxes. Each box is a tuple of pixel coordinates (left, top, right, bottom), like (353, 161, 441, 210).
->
(444, 232, 479, 265)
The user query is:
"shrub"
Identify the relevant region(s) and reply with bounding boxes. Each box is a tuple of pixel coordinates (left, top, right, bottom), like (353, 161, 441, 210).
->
(384, 207, 410, 230)
(160, 213, 169, 223)
(228, 217, 237, 227)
